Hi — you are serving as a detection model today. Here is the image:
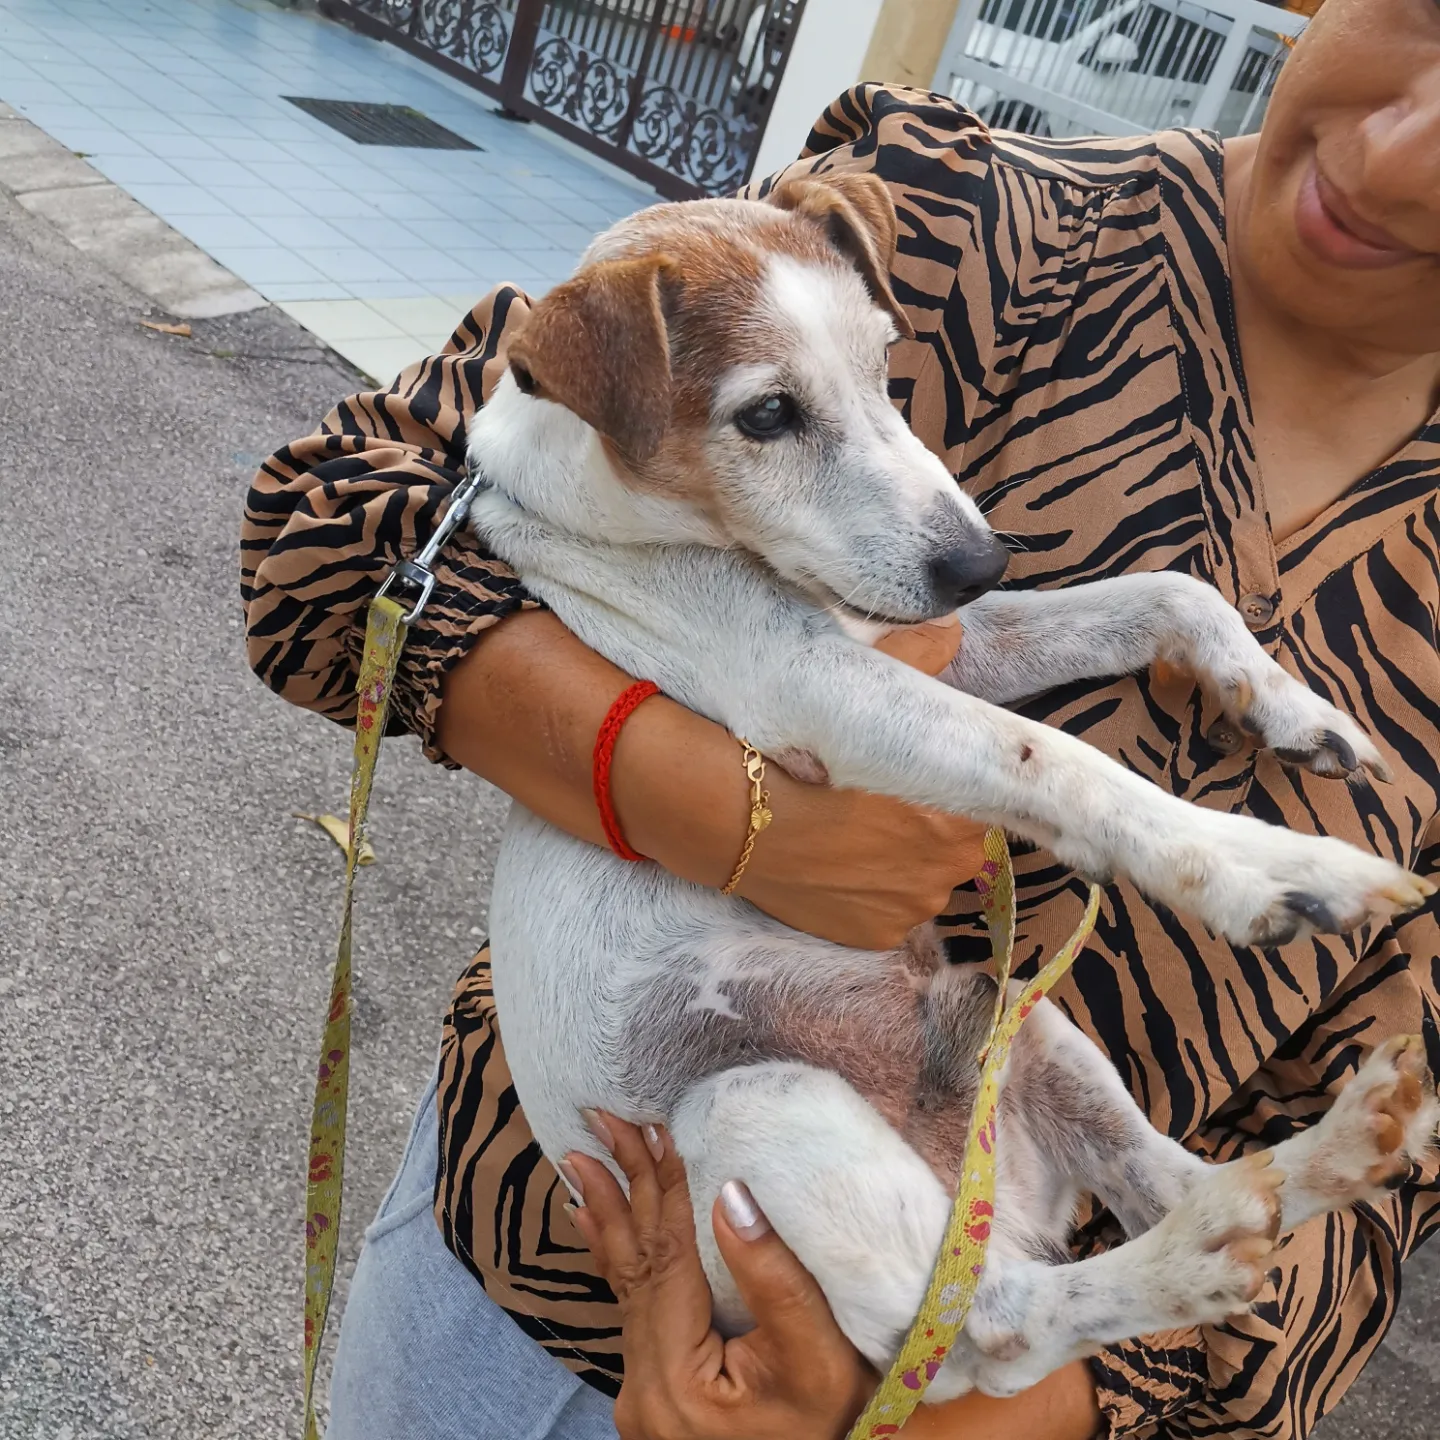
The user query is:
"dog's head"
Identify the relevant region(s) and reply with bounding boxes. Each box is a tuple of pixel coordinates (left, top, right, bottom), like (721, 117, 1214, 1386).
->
(486, 172, 1007, 623)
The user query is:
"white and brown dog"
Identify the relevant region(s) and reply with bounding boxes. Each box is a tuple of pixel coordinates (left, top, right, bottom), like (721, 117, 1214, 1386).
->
(466, 175, 1438, 1401)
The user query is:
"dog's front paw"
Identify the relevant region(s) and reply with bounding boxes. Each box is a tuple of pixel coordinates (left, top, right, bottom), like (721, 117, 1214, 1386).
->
(1295, 1036, 1440, 1206)
(1139, 1152, 1285, 1327)
(1151, 813, 1433, 947)
(1228, 668, 1389, 782)
(1157, 609, 1389, 783)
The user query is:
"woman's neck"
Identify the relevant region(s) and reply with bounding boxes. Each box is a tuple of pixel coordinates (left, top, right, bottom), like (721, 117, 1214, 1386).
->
(1224, 136, 1440, 543)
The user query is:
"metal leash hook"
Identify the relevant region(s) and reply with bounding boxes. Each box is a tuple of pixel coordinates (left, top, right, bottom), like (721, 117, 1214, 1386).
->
(374, 467, 489, 624)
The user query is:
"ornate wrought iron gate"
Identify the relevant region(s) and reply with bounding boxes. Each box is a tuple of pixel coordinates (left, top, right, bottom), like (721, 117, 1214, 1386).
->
(318, 0, 806, 198)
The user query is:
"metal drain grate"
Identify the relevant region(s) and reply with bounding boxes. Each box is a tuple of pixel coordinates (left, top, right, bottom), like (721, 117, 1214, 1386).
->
(283, 97, 481, 150)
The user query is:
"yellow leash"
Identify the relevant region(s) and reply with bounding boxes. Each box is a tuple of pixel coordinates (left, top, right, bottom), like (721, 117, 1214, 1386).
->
(845, 833, 1100, 1438)
(302, 594, 408, 1440)
(301, 474, 488, 1440)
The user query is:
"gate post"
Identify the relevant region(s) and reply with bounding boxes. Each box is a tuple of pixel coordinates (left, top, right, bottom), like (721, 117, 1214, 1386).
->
(498, 0, 546, 114)
(860, 0, 964, 89)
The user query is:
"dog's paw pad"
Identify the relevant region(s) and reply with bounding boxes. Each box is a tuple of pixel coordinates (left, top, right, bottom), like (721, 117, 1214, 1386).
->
(1147, 1154, 1284, 1324)
(1360, 1036, 1439, 1185)
(1295, 1036, 1440, 1205)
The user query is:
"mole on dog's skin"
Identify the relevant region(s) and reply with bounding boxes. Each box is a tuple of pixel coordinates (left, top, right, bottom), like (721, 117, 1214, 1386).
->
(466, 175, 1438, 1400)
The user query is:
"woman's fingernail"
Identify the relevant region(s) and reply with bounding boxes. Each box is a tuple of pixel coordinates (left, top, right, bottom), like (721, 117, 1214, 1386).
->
(642, 1123, 665, 1162)
(581, 1108, 615, 1151)
(719, 1180, 771, 1240)
(563, 1201, 579, 1222)
(558, 1159, 585, 1202)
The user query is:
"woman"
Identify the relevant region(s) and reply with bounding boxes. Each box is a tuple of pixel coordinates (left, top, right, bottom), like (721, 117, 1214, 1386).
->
(241, 1, 1440, 1435)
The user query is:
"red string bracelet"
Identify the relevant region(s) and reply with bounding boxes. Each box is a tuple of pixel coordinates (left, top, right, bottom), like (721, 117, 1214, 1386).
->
(592, 680, 660, 861)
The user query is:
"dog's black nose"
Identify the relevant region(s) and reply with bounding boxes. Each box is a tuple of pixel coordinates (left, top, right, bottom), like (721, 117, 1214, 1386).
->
(928, 533, 1009, 609)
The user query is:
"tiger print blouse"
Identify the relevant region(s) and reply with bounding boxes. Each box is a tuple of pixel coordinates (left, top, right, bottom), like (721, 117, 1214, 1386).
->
(242, 87, 1440, 1440)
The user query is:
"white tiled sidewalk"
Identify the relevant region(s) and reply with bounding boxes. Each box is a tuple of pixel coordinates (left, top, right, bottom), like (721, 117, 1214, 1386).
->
(0, 0, 658, 378)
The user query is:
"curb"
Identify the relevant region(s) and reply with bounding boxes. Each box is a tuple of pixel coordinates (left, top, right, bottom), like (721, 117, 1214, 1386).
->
(0, 102, 266, 320)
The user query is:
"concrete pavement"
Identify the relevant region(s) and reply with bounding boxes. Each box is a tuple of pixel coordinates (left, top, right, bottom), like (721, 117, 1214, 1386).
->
(0, 179, 508, 1436)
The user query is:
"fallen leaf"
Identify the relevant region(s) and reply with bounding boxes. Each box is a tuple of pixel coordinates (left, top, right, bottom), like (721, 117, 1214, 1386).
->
(139, 319, 192, 337)
(293, 811, 376, 865)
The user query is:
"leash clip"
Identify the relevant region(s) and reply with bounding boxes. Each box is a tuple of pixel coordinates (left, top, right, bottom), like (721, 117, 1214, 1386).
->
(375, 468, 488, 625)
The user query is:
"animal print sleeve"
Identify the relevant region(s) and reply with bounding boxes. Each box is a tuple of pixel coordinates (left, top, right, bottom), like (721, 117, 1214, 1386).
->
(1092, 895, 1440, 1439)
(240, 286, 542, 764)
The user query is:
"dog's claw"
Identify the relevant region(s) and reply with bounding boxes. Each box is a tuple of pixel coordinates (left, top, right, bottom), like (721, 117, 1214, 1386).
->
(1281, 891, 1339, 935)
(1273, 731, 1373, 780)
(1215, 668, 1386, 783)
(1320, 729, 1358, 774)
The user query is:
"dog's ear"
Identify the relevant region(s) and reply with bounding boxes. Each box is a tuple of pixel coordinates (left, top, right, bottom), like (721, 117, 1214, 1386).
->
(507, 254, 677, 463)
(770, 171, 915, 340)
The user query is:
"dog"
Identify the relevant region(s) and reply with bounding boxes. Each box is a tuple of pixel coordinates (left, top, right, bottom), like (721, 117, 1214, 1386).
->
(464, 173, 1438, 1401)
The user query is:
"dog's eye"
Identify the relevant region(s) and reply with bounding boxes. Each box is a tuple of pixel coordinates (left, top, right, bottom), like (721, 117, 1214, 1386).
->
(735, 395, 796, 440)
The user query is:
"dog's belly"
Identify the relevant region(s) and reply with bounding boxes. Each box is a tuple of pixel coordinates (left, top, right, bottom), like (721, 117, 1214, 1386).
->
(488, 805, 993, 1192)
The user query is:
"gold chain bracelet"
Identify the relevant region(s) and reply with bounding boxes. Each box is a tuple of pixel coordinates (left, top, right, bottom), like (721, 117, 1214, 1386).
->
(720, 739, 772, 896)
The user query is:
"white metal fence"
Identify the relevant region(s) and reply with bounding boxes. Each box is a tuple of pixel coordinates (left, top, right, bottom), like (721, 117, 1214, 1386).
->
(934, 0, 1308, 139)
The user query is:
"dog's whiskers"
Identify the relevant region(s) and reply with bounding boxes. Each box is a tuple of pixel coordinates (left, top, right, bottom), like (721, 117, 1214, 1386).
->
(977, 476, 1029, 515)
(802, 566, 894, 625)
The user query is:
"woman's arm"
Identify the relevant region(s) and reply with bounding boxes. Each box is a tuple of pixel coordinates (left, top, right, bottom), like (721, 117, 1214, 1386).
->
(242, 287, 538, 757)
(245, 290, 986, 946)
(436, 608, 987, 947)
(904, 1366, 1099, 1440)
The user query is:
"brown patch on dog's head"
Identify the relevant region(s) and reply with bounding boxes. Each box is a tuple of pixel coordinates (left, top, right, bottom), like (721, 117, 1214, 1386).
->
(506, 254, 678, 464)
(503, 180, 913, 510)
(768, 171, 914, 340)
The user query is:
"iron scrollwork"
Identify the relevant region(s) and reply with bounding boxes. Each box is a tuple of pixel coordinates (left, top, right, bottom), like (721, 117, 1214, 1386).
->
(527, 37, 632, 141)
(630, 84, 753, 195)
(465, 5, 511, 74)
(339, 0, 806, 196)
(351, 0, 514, 80)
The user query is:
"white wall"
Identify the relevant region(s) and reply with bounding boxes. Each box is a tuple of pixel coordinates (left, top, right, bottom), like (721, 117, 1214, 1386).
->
(750, 0, 887, 181)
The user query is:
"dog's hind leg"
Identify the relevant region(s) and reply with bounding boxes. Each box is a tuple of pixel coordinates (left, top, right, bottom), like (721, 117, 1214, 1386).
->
(1253, 1034, 1439, 1231)
(669, 1061, 953, 1377)
(1002, 996, 1209, 1239)
(1010, 1005, 1439, 1239)
(947, 1153, 1285, 1399)
(665, 1053, 1284, 1405)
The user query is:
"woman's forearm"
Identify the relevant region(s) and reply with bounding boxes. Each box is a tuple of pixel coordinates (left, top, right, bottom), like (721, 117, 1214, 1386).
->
(435, 608, 990, 948)
(902, 1362, 1101, 1440)
(434, 608, 749, 887)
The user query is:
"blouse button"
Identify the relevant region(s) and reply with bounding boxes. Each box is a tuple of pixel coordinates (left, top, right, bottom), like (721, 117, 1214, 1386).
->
(1238, 592, 1276, 629)
(1206, 720, 1245, 756)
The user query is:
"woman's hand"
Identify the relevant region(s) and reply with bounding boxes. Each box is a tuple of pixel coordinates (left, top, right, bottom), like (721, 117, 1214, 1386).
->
(727, 616, 989, 949)
(437, 610, 989, 951)
(565, 1114, 872, 1440)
